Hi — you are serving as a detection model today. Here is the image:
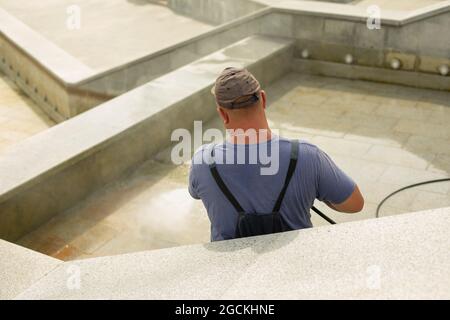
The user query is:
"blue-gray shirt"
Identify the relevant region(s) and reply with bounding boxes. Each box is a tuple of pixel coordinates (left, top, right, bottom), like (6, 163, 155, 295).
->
(189, 136, 355, 241)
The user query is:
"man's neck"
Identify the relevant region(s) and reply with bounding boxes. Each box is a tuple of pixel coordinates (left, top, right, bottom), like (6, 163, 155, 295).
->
(226, 127, 273, 145)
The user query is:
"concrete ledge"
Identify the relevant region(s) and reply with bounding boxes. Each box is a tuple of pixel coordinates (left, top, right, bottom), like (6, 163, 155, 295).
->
(0, 35, 294, 241)
(72, 8, 271, 110)
(403, 1, 450, 24)
(293, 58, 450, 91)
(0, 8, 94, 83)
(0, 5, 271, 120)
(256, 9, 450, 77)
(272, 0, 450, 26)
(168, 0, 266, 25)
(0, 239, 61, 300)
(12, 207, 450, 300)
(0, 8, 94, 121)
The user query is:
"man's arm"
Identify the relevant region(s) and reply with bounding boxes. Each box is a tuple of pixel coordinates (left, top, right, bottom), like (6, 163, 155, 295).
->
(325, 185, 364, 213)
(314, 147, 364, 214)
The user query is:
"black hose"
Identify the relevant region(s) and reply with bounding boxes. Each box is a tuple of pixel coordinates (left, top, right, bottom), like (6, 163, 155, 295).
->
(311, 206, 337, 224)
(375, 178, 450, 218)
(311, 178, 450, 224)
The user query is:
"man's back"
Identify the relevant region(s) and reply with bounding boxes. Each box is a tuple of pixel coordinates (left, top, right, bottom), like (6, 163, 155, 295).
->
(189, 136, 356, 241)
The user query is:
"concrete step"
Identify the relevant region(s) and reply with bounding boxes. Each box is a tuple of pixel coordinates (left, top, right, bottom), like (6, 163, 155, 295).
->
(0, 35, 294, 242)
(9, 207, 450, 300)
(0, 239, 61, 300)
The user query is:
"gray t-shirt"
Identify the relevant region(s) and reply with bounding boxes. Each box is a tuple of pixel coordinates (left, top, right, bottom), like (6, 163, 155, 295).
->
(189, 136, 355, 241)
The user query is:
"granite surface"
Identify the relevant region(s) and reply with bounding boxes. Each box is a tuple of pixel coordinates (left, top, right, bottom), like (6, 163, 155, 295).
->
(0, 239, 61, 299)
(11, 207, 450, 300)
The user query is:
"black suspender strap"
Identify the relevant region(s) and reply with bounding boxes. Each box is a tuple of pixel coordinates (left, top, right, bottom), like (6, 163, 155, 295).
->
(272, 140, 299, 213)
(209, 146, 245, 213)
(209, 140, 299, 214)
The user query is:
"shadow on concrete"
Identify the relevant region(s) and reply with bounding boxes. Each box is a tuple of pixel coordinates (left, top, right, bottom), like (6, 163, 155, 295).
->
(203, 230, 299, 255)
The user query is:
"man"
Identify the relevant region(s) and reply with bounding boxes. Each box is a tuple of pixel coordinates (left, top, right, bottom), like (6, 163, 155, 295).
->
(189, 67, 364, 241)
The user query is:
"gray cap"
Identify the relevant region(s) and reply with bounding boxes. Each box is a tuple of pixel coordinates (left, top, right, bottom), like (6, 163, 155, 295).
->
(211, 67, 261, 109)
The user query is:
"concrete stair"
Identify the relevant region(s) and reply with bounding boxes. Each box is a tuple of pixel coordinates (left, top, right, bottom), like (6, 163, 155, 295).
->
(0, 239, 61, 299)
(2, 207, 449, 299)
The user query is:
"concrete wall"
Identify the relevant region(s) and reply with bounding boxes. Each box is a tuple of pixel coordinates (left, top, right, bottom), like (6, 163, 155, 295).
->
(263, 11, 450, 68)
(1, 3, 448, 124)
(293, 59, 450, 90)
(255, 9, 450, 88)
(74, 7, 450, 114)
(0, 44, 68, 122)
(0, 23, 77, 122)
(75, 10, 269, 104)
(0, 7, 96, 121)
(58, 6, 450, 117)
(168, 0, 266, 25)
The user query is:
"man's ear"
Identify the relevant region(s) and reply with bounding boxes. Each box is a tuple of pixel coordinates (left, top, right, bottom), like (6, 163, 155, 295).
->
(217, 107, 230, 124)
(260, 90, 267, 109)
